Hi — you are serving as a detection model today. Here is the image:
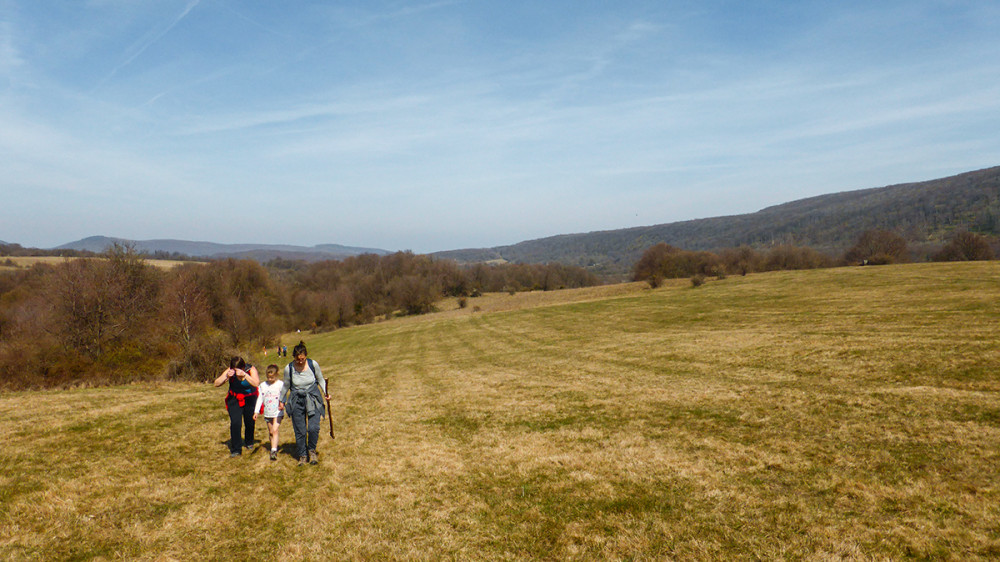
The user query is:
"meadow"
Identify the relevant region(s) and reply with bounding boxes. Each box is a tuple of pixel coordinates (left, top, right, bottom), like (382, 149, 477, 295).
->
(2, 262, 999, 560)
(0, 255, 190, 271)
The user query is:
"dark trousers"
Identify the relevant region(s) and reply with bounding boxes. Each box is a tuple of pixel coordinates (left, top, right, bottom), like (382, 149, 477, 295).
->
(289, 404, 322, 458)
(226, 395, 257, 453)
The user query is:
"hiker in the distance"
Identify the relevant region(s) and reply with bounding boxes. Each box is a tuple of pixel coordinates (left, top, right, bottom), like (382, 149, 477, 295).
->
(214, 356, 260, 457)
(279, 341, 329, 465)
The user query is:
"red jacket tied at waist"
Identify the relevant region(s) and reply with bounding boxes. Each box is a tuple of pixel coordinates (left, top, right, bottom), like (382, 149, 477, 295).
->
(226, 389, 259, 408)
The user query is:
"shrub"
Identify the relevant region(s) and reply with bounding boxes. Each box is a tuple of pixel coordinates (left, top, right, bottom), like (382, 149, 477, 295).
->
(165, 329, 231, 382)
(388, 274, 439, 315)
(690, 274, 706, 287)
(720, 245, 760, 276)
(933, 231, 995, 261)
(763, 245, 835, 271)
(633, 243, 719, 283)
(844, 230, 909, 265)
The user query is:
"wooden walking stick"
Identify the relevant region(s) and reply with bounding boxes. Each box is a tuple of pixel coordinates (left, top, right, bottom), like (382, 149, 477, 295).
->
(324, 394, 335, 439)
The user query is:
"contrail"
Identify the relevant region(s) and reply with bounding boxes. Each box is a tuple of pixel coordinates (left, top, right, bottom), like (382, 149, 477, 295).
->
(96, 0, 201, 89)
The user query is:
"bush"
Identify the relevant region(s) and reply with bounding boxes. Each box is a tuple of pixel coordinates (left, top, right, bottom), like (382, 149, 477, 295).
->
(844, 230, 909, 265)
(165, 329, 232, 382)
(633, 243, 720, 283)
(762, 245, 835, 271)
(720, 245, 760, 276)
(690, 274, 706, 287)
(933, 231, 995, 261)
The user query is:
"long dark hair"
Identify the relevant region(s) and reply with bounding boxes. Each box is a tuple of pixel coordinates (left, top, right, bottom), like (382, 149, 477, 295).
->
(229, 356, 246, 370)
(292, 341, 307, 357)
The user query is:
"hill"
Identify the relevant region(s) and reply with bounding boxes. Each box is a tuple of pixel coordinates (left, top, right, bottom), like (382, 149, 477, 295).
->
(434, 166, 1000, 274)
(4, 263, 999, 559)
(54, 236, 391, 261)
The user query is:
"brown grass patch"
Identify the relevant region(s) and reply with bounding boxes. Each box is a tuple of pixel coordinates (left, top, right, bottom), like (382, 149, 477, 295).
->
(0, 256, 192, 271)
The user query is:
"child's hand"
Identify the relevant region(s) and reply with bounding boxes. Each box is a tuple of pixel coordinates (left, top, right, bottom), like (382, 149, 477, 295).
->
(252, 413, 258, 421)
(278, 403, 284, 411)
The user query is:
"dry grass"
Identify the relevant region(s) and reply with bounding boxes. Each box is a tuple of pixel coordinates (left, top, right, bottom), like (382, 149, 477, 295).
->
(3, 262, 1000, 560)
(0, 256, 191, 271)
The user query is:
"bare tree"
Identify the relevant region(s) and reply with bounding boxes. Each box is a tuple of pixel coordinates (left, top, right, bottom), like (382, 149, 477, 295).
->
(163, 265, 211, 347)
(47, 243, 161, 357)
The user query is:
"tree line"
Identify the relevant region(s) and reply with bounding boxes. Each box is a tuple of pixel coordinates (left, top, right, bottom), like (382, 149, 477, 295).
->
(0, 246, 598, 390)
(632, 229, 998, 286)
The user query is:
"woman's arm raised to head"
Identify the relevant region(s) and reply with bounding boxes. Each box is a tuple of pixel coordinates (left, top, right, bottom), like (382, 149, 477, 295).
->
(213, 368, 232, 387)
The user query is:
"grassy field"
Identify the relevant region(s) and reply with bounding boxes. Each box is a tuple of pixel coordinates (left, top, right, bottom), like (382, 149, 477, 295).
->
(3, 262, 999, 560)
(0, 256, 191, 271)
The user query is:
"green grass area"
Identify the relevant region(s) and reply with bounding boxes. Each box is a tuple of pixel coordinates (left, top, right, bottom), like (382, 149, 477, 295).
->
(3, 262, 1000, 560)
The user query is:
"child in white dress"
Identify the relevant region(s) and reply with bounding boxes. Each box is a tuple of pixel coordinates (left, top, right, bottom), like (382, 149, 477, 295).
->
(253, 364, 285, 461)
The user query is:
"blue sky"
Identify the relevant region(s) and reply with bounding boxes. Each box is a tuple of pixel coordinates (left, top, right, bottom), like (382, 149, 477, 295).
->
(2, 1, 999, 252)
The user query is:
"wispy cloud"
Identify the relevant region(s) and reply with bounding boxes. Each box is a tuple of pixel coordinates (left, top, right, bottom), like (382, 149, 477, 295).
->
(5, 1, 1000, 250)
(380, 0, 464, 21)
(172, 90, 433, 137)
(0, 20, 24, 74)
(96, 0, 201, 89)
(345, 0, 465, 28)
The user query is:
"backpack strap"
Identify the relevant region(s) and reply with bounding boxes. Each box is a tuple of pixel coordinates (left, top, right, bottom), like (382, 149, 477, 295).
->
(307, 358, 323, 391)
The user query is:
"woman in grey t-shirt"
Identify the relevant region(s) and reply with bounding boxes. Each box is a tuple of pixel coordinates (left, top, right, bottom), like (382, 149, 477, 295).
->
(278, 341, 329, 465)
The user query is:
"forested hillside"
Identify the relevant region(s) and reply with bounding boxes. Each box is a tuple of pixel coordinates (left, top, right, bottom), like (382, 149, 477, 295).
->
(436, 166, 1000, 275)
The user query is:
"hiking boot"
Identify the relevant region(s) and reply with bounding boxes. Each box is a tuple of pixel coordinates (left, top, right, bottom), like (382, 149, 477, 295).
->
(270, 450, 277, 461)
(298, 456, 307, 466)
(230, 451, 241, 458)
(308, 450, 318, 465)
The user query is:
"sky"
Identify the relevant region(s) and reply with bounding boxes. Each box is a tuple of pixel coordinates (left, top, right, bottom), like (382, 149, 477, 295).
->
(2, 1, 999, 253)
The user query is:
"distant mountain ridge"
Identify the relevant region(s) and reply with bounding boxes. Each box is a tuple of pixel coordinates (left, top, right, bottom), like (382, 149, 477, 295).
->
(55, 236, 391, 261)
(45, 166, 1000, 273)
(433, 166, 1000, 275)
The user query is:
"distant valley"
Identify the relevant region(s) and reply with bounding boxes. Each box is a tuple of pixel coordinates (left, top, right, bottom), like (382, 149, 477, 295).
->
(54, 236, 391, 262)
(34, 166, 1000, 276)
